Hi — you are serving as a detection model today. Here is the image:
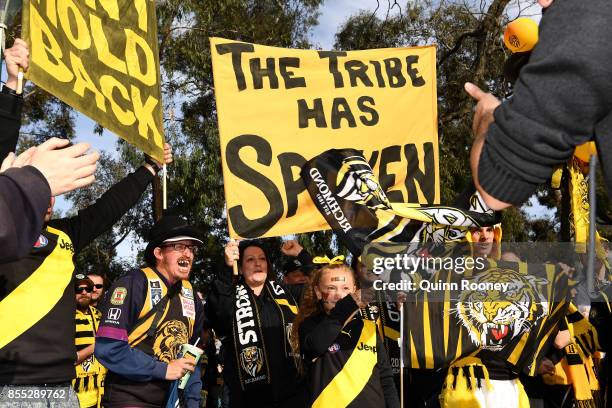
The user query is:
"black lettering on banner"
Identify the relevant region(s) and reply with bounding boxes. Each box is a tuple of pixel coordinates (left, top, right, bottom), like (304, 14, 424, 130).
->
(318, 51, 347, 88)
(279, 57, 306, 89)
(215, 43, 255, 91)
(344, 60, 373, 87)
(365, 150, 379, 169)
(357, 96, 379, 126)
(278, 152, 307, 217)
(370, 60, 386, 87)
(331, 97, 356, 129)
(404, 142, 435, 203)
(379, 145, 403, 202)
(298, 98, 327, 128)
(384, 58, 406, 88)
(250, 57, 279, 89)
(226, 135, 283, 237)
(406, 55, 425, 87)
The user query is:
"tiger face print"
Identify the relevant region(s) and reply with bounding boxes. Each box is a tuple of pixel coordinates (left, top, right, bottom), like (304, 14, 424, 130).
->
(454, 269, 548, 351)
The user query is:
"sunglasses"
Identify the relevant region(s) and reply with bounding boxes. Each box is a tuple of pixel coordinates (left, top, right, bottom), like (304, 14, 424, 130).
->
(93, 284, 104, 290)
(76, 286, 93, 294)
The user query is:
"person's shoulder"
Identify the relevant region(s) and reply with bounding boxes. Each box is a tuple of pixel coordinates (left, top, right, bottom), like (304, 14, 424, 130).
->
(99, 269, 147, 312)
(104, 268, 147, 301)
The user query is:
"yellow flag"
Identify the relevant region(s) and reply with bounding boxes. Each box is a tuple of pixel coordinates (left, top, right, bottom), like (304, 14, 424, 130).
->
(211, 38, 439, 238)
(23, 0, 165, 161)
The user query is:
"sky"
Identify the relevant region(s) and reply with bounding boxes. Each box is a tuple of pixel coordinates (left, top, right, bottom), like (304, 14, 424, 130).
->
(9, 0, 548, 260)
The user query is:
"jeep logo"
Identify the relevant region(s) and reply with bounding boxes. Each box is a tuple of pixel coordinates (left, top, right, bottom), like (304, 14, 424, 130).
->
(356, 342, 377, 353)
(59, 239, 74, 253)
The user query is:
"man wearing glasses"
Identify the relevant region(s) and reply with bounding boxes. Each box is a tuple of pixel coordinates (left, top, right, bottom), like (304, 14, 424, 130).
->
(73, 274, 106, 408)
(95, 216, 205, 408)
(87, 273, 106, 308)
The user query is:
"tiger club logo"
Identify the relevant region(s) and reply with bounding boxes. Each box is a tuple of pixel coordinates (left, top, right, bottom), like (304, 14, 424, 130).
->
(336, 156, 391, 209)
(453, 269, 548, 351)
(240, 346, 263, 377)
(509, 34, 520, 49)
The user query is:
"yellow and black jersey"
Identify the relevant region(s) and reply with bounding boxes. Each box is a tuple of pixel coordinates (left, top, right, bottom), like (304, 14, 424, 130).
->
(300, 295, 399, 408)
(97, 267, 203, 407)
(0, 167, 154, 385)
(403, 260, 568, 376)
(73, 306, 106, 406)
(75, 306, 101, 352)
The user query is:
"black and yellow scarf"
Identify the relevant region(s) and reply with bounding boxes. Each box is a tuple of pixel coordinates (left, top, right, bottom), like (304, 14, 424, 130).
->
(232, 280, 298, 390)
(359, 292, 401, 374)
(543, 304, 601, 408)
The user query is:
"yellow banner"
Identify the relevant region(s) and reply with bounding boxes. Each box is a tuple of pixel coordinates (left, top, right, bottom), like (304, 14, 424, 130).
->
(211, 38, 439, 239)
(23, 0, 165, 161)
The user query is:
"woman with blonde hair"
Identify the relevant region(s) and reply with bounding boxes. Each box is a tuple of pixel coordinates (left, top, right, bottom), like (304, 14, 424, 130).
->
(292, 259, 399, 408)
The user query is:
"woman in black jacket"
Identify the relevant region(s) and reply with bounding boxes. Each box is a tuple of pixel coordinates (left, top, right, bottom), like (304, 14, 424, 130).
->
(205, 240, 306, 408)
(293, 261, 399, 408)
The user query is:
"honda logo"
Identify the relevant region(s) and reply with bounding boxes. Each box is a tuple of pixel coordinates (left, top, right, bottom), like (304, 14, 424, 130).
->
(107, 308, 121, 321)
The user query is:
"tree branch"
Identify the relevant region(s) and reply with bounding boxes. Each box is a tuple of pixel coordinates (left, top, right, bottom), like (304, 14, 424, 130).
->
(438, 28, 482, 66)
(111, 229, 131, 250)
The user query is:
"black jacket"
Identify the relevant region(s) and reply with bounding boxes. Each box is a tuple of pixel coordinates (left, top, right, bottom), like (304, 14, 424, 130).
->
(300, 295, 399, 408)
(0, 91, 51, 262)
(205, 266, 306, 408)
(0, 89, 22, 161)
(0, 167, 154, 385)
(0, 167, 50, 262)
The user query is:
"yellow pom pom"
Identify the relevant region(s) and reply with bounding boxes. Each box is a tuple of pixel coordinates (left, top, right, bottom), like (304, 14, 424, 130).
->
(503, 17, 539, 53)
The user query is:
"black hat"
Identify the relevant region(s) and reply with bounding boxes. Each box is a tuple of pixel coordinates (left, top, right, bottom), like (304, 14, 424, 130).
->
(283, 259, 301, 274)
(144, 216, 203, 266)
(282, 259, 314, 275)
(74, 273, 94, 289)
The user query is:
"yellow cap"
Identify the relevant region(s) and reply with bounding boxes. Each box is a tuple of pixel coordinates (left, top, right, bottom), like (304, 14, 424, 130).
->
(503, 17, 539, 53)
(574, 141, 597, 163)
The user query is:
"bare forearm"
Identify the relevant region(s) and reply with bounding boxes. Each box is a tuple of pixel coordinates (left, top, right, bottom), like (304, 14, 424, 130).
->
(76, 344, 95, 364)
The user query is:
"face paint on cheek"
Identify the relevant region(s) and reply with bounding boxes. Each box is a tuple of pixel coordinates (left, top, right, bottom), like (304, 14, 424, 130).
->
(320, 291, 334, 304)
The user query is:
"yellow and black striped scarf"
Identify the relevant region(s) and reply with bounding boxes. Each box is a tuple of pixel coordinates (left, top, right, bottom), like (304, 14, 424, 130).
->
(73, 306, 106, 396)
(543, 304, 601, 408)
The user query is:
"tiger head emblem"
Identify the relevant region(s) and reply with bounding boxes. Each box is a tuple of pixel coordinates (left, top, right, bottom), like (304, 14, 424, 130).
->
(454, 269, 548, 351)
(416, 191, 493, 246)
(153, 320, 189, 363)
(240, 346, 263, 377)
(336, 156, 390, 208)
